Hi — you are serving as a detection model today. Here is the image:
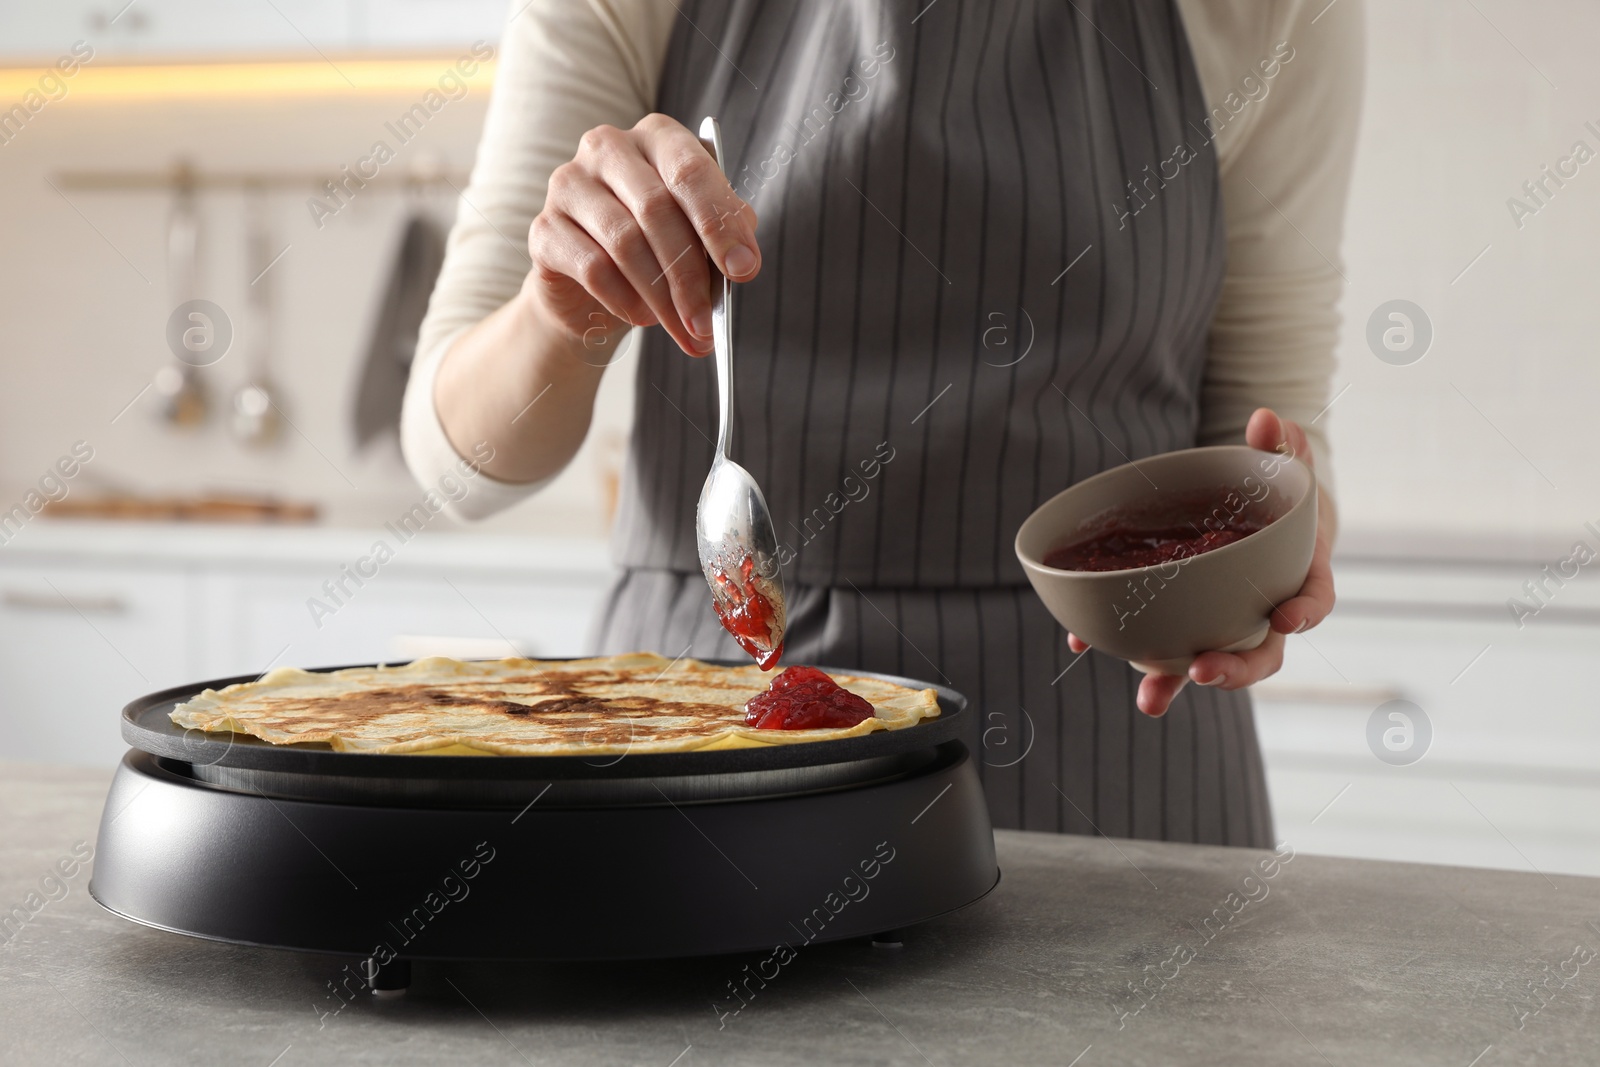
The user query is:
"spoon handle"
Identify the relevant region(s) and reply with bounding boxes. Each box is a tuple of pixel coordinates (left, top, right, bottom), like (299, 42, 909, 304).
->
(698, 116, 734, 462)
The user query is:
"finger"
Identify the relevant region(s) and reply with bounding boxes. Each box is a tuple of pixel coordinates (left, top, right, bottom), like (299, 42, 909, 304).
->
(561, 172, 707, 355)
(1270, 543, 1336, 634)
(636, 114, 762, 281)
(1246, 407, 1312, 470)
(1067, 633, 1090, 654)
(1245, 407, 1285, 452)
(1138, 672, 1188, 718)
(1190, 630, 1285, 689)
(529, 210, 657, 332)
(584, 129, 716, 345)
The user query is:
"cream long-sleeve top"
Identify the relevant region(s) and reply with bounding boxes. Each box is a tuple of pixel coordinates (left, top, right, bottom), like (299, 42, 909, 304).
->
(402, 0, 1363, 522)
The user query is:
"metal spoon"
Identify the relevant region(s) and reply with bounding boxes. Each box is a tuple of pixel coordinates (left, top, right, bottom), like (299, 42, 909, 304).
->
(694, 116, 787, 669)
(154, 165, 209, 427)
(231, 185, 282, 447)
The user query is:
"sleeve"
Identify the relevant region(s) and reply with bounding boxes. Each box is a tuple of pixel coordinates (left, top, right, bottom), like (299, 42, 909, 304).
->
(399, 0, 675, 521)
(1188, 0, 1365, 503)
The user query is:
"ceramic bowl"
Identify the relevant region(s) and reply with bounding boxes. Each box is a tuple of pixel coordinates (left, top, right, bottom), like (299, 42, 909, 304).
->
(1015, 445, 1317, 675)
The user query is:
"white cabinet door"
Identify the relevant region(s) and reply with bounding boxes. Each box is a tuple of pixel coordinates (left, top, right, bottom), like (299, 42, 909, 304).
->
(0, 547, 609, 767)
(0, 1, 349, 61)
(1256, 578, 1600, 877)
(197, 566, 608, 680)
(354, 0, 507, 50)
(0, 561, 195, 768)
(0, 0, 503, 62)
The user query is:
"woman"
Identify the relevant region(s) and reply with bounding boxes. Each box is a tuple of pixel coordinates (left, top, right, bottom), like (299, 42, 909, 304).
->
(403, 0, 1361, 846)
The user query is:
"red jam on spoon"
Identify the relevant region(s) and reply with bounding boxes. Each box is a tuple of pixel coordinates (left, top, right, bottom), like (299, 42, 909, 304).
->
(711, 555, 784, 669)
(744, 666, 875, 730)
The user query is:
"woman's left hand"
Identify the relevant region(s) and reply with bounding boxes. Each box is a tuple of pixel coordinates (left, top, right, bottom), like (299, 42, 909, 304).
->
(1066, 407, 1338, 717)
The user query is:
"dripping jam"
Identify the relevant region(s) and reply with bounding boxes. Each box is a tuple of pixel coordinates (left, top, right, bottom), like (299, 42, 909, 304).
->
(711, 554, 783, 669)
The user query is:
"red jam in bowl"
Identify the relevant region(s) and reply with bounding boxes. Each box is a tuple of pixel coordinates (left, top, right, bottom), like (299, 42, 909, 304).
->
(744, 665, 875, 730)
(1043, 489, 1278, 572)
(1044, 519, 1266, 572)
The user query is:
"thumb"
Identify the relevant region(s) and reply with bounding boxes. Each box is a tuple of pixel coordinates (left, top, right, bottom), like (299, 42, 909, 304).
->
(1246, 407, 1311, 469)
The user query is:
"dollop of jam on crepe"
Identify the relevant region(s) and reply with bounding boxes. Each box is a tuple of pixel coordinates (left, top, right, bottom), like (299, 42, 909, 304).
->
(168, 653, 937, 755)
(744, 666, 875, 730)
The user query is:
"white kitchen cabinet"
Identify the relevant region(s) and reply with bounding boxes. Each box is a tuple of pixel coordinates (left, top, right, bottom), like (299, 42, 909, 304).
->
(0, 559, 198, 767)
(1256, 558, 1600, 877)
(198, 568, 606, 677)
(0, 1, 346, 62)
(353, 0, 508, 51)
(0, 0, 505, 63)
(0, 523, 611, 769)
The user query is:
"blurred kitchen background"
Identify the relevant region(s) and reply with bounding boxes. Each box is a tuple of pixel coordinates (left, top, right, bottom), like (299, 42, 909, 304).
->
(3, 2, 1599, 878)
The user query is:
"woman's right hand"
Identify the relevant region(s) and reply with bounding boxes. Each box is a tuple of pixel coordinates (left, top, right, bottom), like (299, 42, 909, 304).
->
(525, 113, 762, 358)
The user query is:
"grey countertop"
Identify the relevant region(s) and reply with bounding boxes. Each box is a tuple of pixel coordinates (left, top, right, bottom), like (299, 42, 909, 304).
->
(3, 763, 1597, 1066)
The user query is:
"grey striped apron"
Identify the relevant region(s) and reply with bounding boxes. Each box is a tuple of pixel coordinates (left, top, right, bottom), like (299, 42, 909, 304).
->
(592, 0, 1274, 847)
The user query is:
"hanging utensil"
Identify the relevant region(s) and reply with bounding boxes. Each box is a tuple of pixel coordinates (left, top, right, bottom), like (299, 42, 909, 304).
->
(231, 184, 282, 446)
(693, 116, 787, 669)
(154, 163, 209, 426)
(351, 213, 446, 449)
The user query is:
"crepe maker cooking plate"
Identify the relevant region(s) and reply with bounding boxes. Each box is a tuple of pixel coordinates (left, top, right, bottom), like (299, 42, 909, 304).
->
(90, 660, 999, 976)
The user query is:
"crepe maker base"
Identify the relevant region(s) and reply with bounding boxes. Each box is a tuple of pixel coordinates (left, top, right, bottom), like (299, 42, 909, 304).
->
(90, 662, 999, 969)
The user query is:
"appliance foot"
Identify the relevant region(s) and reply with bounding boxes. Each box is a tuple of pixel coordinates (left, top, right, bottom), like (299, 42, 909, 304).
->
(362, 956, 411, 997)
(870, 930, 907, 948)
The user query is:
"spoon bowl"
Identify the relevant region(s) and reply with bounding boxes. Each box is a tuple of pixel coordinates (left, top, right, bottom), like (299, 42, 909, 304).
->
(696, 455, 787, 668)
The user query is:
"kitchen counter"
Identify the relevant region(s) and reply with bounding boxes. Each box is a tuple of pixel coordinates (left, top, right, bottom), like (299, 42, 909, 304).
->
(3, 765, 1597, 1066)
(9, 517, 1586, 572)
(0, 520, 613, 578)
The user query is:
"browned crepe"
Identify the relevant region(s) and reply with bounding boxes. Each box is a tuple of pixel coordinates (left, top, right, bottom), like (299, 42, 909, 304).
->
(168, 652, 941, 755)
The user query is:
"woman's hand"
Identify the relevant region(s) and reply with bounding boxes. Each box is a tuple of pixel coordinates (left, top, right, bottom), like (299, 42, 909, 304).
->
(525, 113, 761, 357)
(1066, 407, 1338, 717)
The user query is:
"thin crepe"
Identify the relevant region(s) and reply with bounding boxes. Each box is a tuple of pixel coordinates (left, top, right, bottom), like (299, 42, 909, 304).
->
(168, 652, 941, 755)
